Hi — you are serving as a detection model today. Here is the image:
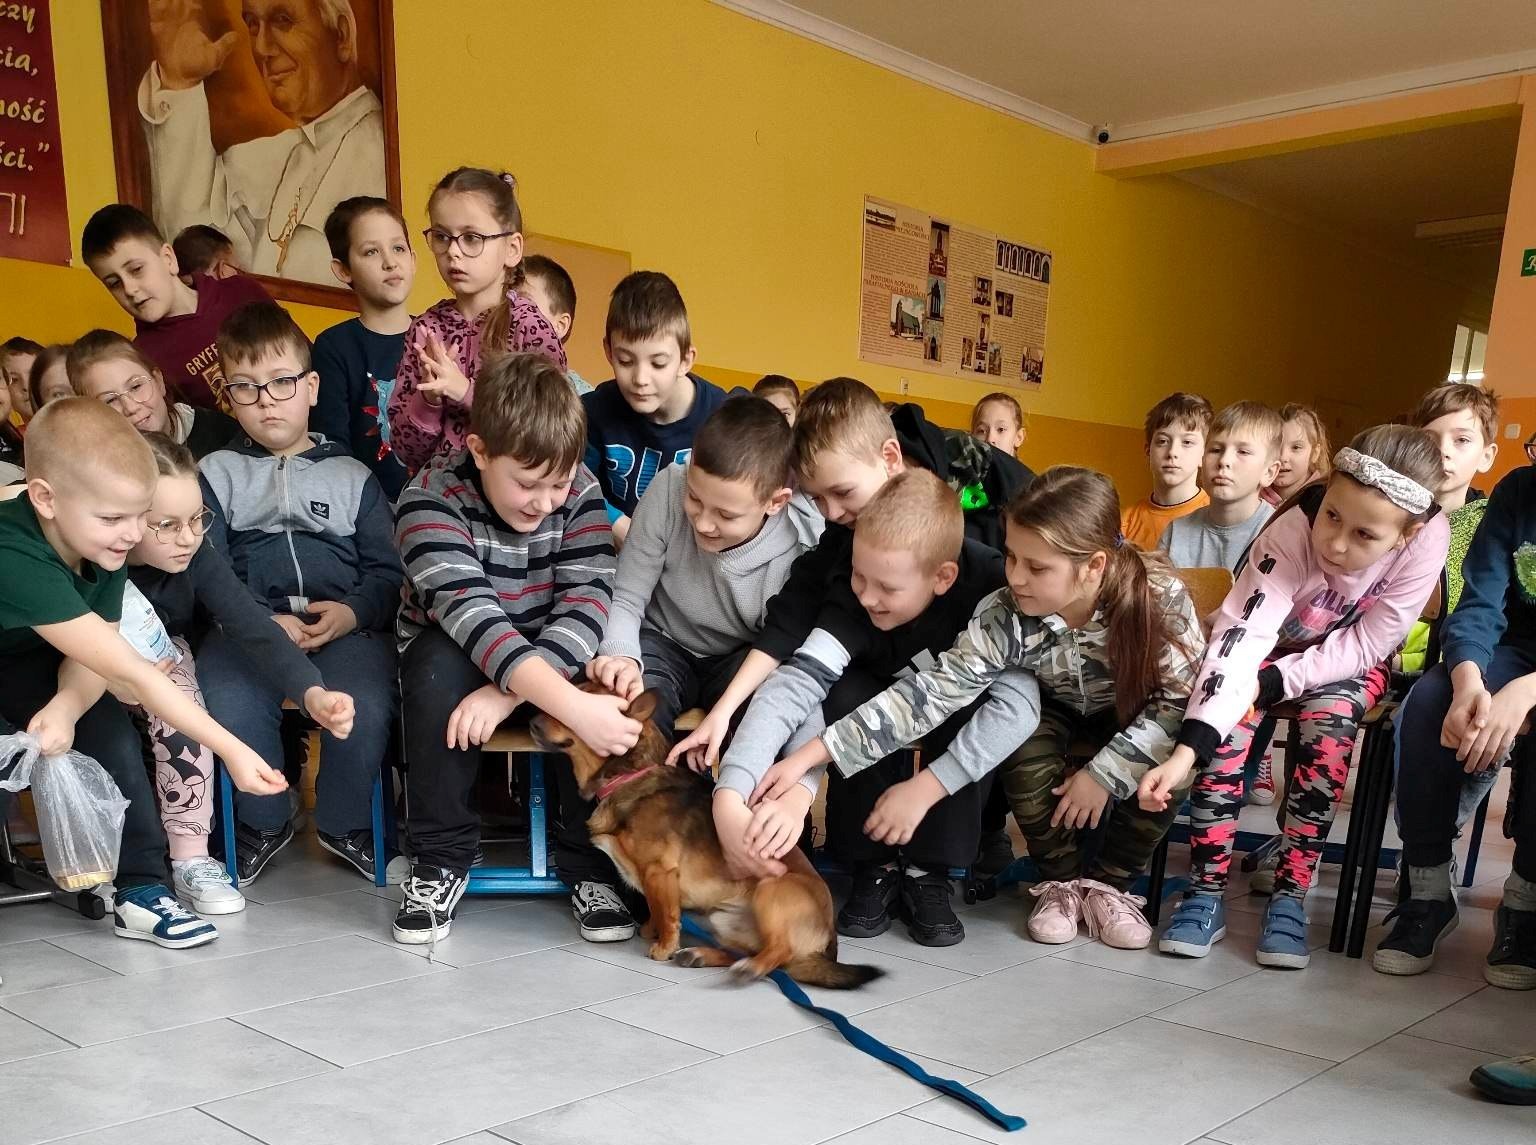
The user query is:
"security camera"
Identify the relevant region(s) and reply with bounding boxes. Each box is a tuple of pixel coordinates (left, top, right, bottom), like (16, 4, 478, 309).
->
(1092, 125, 1112, 144)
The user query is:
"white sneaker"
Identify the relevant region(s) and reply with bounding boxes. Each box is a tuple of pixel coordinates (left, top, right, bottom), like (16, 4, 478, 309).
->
(172, 857, 246, 915)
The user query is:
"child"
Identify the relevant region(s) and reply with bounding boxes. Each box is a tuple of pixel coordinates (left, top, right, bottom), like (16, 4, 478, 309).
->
(197, 302, 404, 886)
(1159, 401, 1282, 571)
(29, 346, 74, 411)
(127, 433, 354, 914)
(1121, 392, 1213, 552)
(394, 352, 636, 945)
(756, 467, 1204, 951)
(971, 391, 1025, 456)
(68, 331, 238, 460)
(173, 225, 240, 282)
(1265, 403, 1331, 505)
(520, 254, 593, 395)
(386, 168, 567, 475)
(3, 336, 41, 429)
(716, 469, 1033, 947)
(583, 271, 731, 546)
(753, 375, 800, 425)
(0, 398, 283, 947)
(1142, 426, 1449, 969)
(0, 360, 23, 479)
(1375, 462, 1536, 987)
(313, 196, 417, 500)
(588, 395, 822, 740)
(82, 205, 270, 411)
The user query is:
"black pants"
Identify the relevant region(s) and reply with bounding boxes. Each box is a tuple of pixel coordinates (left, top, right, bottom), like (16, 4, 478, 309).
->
(821, 665, 990, 872)
(638, 628, 750, 743)
(0, 644, 167, 890)
(401, 627, 621, 885)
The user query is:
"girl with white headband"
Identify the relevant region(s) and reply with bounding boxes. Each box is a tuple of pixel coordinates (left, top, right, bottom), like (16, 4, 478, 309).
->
(1139, 424, 1449, 969)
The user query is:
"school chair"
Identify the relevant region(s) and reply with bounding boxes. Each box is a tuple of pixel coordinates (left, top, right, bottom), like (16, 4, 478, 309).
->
(216, 700, 395, 890)
(466, 709, 705, 896)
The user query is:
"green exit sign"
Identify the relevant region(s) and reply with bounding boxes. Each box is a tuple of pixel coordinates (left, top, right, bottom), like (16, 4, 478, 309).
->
(1524, 248, 1536, 277)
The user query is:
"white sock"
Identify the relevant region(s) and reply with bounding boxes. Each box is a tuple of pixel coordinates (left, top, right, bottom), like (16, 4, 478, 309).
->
(1503, 871, 1536, 913)
(1410, 862, 1454, 903)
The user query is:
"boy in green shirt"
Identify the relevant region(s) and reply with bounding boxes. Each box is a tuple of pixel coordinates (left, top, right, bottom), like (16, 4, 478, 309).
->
(0, 399, 283, 948)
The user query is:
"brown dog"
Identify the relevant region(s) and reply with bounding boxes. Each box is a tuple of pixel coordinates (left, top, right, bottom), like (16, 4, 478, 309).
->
(532, 688, 882, 989)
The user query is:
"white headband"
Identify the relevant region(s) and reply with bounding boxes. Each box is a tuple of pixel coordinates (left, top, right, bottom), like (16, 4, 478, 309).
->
(1332, 447, 1433, 515)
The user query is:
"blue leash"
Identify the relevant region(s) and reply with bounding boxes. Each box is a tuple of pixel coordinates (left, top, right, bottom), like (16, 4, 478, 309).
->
(678, 915, 1026, 1132)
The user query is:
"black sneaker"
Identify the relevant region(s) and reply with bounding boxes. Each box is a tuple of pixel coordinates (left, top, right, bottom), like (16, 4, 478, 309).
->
(837, 865, 900, 938)
(570, 881, 637, 943)
(973, 829, 1015, 880)
(392, 863, 468, 944)
(1485, 905, 1536, 990)
(234, 821, 295, 886)
(900, 871, 965, 947)
(1372, 897, 1458, 976)
(317, 829, 409, 884)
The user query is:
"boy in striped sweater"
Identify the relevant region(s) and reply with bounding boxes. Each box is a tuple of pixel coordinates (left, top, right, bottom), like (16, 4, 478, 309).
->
(393, 353, 635, 945)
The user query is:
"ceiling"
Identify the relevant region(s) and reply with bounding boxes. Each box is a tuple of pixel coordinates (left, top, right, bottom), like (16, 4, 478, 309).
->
(729, 0, 1536, 138)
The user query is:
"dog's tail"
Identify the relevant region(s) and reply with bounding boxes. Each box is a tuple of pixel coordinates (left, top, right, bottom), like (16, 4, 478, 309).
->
(784, 953, 885, 990)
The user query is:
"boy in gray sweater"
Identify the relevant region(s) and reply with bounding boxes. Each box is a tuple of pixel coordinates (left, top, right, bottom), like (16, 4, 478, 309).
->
(1158, 401, 1282, 572)
(588, 396, 823, 738)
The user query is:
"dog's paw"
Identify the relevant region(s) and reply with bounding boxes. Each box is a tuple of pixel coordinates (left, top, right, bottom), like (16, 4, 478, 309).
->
(671, 947, 710, 967)
(639, 918, 657, 940)
(648, 940, 679, 962)
(729, 957, 764, 982)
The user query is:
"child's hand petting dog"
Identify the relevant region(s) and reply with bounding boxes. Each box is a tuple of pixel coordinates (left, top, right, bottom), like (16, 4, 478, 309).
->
(745, 784, 813, 861)
(445, 683, 520, 749)
(713, 792, 788, 879)
(564, 689, 642, 756)
(667, 708, 731, 773)
(751, 737, 830, 804)
(864, 770, 946, 846)
(586, 655, 643, 702)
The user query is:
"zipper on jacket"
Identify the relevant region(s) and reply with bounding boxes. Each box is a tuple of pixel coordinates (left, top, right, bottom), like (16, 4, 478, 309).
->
(279, 456, 307, 605)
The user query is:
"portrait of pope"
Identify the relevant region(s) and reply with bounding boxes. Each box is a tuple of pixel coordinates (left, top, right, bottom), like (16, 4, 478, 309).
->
(130, 0, 392, 286)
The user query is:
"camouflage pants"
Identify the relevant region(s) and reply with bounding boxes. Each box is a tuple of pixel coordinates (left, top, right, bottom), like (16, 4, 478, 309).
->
(1000, 703, 1188, 891)
(1189, 665, 1389, 900)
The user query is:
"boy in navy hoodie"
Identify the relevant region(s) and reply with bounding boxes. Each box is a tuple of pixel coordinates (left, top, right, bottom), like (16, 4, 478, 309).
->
(582, 271, 733, 547)
(197, 302, 404, 886)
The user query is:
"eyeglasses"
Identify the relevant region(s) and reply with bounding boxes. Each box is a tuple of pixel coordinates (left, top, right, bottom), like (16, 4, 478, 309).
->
(96, 374, 156, 411)
(225, 373, 303, 406)
(1526, 440, 1536, 465)
(422, 228, 514, 258)
(146, 508, 214, 543)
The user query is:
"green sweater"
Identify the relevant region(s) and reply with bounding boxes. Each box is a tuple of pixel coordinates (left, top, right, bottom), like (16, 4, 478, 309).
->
(1399, 492, 1488, 673)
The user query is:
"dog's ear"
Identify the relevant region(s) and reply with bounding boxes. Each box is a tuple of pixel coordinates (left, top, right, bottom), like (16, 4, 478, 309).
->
(627, 689, 659, 723)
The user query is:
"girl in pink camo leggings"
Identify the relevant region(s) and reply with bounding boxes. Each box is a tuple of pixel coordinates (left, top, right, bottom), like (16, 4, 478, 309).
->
(1139, 425, 1449, 969)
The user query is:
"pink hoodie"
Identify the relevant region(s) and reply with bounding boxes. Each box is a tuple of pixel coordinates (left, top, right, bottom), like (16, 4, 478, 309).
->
(1179, 490, 1449, 756)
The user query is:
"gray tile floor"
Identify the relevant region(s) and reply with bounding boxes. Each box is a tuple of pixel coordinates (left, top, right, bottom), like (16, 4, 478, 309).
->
(2, 794, 1533, 1145)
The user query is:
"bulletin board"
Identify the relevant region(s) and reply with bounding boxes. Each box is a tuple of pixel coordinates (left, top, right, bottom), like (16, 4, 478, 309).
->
(524, 233, 631, 384)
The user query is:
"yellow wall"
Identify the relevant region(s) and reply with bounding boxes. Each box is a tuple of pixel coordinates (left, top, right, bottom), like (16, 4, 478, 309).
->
(9, 0, 1479, 501)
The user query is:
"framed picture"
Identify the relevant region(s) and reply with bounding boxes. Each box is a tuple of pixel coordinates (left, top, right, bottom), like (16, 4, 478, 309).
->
(101, 0, 401, 309)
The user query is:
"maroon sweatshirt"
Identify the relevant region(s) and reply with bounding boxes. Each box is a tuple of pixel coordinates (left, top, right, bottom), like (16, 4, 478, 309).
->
(134, 273, 271, 410)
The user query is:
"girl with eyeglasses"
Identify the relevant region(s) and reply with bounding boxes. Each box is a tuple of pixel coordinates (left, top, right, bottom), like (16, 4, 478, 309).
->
(124, 433, 356, 916)
(386, 167, 567, 476)
(66, 331, 238, 460)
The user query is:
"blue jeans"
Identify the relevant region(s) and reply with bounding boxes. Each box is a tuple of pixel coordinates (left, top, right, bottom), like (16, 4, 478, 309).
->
(199, 628, 397, 835)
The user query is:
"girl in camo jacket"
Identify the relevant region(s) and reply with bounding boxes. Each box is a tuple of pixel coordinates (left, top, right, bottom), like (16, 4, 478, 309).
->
(1141, 425, 1449, 970)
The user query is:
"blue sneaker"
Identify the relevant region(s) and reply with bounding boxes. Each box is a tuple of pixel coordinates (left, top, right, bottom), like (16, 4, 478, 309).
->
(1256, 895, 1310, 969)
(1159, 895, 1226, 958)
(114, 884, 218, 949)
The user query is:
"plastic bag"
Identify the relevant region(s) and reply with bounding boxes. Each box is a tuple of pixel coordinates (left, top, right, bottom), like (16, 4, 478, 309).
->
(0, 732, 128, 891)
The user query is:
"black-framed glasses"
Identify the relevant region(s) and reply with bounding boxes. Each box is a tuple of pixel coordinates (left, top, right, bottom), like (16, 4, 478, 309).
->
(225, 373, 303, 406)
(422, 228, 514, 258)
(95, 374, 156, 411)
(146, 508, 215, 543)
(1526, 437, 1536, 465)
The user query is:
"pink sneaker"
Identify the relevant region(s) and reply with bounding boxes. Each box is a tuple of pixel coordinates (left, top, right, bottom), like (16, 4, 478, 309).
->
(1249, 752, 1276, 806)
(1080, 879, 1152, 949)
(1027, 880, 1083, 943)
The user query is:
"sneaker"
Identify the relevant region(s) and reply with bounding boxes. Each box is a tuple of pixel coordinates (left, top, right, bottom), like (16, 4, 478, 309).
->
(1484, 905, 1536, 990)
(1471, 1054, 1536, 1104)
(1256, 895, 1311, 969)
(1159, 895, 1227, 958)
(317, 829, 409, 884)
(1080, 879, 1152, 949)
(392, 863, 468, 945)
(1248, 845, 1280, 895)
(973, 829, 1015, 879)
(838, 865, 899, 938)
(171, 857, 246, 915)
(113, 884, 218, 949)
(1027, 879, 1084, 944)
(1372, 897, 1458, 976)
(899, 871, 964, 947)
(1248, 752, 1276, 806)
(570, 881, 637, 943)
(234, 821, 295, 885)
